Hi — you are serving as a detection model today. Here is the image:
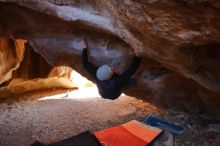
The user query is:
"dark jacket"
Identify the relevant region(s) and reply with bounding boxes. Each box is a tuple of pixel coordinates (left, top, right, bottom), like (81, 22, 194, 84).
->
(82, 48, 141, 100)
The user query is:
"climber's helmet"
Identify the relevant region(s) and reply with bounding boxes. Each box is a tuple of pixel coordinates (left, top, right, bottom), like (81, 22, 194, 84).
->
(96, 64, 114, 81)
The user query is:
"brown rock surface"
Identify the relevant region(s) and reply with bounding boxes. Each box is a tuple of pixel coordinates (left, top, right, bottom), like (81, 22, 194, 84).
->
(0, 1, 219, 115)
(12, 43, 53, 79)
(0, 38, 26, 85)
(0, 77, 77, 99)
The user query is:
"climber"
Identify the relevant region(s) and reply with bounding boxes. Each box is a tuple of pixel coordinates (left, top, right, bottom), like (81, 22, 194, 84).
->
(80, 39, 141, 100)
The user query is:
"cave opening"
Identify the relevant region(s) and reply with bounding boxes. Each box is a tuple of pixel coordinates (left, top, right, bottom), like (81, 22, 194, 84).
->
(0, 37, 219, 146)
(0, 38, 162, 146)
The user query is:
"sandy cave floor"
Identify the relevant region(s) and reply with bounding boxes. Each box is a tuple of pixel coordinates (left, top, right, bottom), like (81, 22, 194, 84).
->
(0, 87, 219, 146)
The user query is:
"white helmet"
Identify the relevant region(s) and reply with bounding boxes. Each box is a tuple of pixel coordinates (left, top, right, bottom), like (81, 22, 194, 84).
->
(96, 65, 113, 81)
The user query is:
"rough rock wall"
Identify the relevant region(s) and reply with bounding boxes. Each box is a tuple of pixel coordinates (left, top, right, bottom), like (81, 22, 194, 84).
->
(13, 43, 52, 79)
(0, 1, 219, 115)
(0, 37, 53, 85)
(0, 38, 26, 85)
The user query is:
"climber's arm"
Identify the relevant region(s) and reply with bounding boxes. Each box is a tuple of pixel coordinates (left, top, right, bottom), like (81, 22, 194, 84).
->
(119, 56, 141, 83)
(82, 48, 97, 78)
